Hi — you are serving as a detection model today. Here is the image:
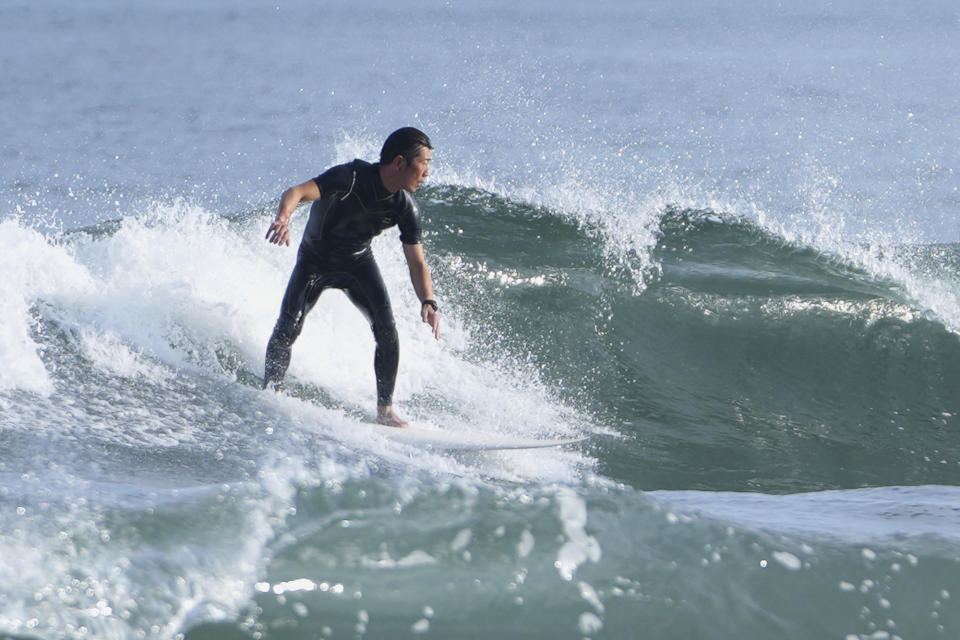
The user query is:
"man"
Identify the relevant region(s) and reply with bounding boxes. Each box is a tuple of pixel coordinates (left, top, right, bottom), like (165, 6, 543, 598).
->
(263, 127, 440, 428)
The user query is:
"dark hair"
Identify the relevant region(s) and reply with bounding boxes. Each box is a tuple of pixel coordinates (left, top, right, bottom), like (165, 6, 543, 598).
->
(380, 127, 432, 165)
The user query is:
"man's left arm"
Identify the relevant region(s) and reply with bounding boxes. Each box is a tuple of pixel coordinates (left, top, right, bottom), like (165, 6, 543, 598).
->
(403, 243, 441, 340)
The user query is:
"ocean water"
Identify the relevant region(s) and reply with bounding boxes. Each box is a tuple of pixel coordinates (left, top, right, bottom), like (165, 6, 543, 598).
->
(2, 1, 960, 638)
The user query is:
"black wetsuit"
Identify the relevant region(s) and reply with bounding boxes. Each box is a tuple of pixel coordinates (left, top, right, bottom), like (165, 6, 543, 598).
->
(264, 159, 422, 406)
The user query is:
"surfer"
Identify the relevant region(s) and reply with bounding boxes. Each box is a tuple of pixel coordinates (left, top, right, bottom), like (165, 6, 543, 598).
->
(262, 127, 440, 428)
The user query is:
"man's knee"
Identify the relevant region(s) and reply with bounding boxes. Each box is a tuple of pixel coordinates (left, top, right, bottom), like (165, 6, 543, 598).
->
(371, 311, 398, 347)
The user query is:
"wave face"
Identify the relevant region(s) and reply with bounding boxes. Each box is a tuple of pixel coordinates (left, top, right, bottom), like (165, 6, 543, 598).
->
(428, 191, 960, 493)
(1, 189, 959, 639)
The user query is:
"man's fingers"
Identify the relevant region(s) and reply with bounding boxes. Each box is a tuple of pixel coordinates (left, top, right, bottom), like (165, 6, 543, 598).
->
(266, 221, 290, 245)
(423, 310, 440, 340)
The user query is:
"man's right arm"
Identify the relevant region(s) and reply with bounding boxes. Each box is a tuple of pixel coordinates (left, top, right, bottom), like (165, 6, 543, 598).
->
(265, 180, 322, 246)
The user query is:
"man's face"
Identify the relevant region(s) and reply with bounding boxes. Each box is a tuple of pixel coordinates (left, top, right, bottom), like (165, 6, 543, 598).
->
(400, 147, 432, 192)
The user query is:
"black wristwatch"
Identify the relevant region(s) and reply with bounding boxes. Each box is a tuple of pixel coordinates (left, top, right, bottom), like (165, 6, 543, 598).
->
(421, 299, 439, 312)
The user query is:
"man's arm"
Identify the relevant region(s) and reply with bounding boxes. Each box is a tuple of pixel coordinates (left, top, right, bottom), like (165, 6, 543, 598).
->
(265, 180, 322, 246)
(403, 243, 441, 340)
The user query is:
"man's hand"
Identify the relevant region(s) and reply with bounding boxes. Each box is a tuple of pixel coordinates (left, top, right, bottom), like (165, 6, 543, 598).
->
(421, 304, 440, 340)
(265, 216, 292, 246)
(265, 180, 322, 247)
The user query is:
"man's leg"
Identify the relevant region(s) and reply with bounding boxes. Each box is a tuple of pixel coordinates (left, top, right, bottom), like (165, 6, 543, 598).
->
(370, 304, 400, 408)
(341, 258, 403, 424)
(264, 262, 324, 390)
(263, 317, 299, 390)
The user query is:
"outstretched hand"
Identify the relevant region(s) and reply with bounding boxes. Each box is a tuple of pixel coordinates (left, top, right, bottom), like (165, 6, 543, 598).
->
(421, 306, 440, 340)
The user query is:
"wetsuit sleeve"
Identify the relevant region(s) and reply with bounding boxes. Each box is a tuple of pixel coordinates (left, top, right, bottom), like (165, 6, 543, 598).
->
(397, 193, 422, 245)
(312, 163, 355, 199)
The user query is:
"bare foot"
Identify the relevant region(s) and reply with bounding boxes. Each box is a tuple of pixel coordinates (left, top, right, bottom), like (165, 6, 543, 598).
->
(376, 406, 409, 428)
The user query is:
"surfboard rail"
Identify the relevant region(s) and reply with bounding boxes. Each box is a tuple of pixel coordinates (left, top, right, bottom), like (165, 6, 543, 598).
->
(357, 422, 589, 451)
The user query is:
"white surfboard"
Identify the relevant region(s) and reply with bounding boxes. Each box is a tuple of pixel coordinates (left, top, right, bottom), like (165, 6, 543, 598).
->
(358, 422, 589, 451)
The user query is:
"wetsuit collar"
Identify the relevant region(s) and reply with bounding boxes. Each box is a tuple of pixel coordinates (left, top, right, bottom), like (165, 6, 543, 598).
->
(373, 162, 396, 199)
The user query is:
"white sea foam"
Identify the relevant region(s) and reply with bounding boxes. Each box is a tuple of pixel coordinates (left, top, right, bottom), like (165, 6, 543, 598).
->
(516, 529, 535, 558)
(0, 219, 95, 394)
(772, 551, 803, 571)
(78, 326, 173, 380)
(555, 488, 601, 581)
(67, 200, 284, 374)
(0, 474, 281, 640)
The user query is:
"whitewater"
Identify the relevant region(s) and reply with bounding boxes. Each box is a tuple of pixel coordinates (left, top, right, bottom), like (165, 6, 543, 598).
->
(3, 0, 960, 638)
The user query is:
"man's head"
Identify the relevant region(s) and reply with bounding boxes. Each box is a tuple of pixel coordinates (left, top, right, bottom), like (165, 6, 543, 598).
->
(380, 127, 432, 193)
(380, 127, 432, 165)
